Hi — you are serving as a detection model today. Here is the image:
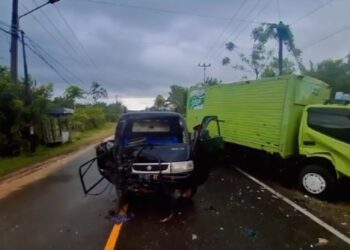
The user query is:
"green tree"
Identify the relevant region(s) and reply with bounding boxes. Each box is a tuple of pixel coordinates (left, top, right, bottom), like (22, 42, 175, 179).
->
(89, 81, 108, 103)
(153, 94, 167, 110)
(105, 102, 124, 122)
(223, 41, 273, 79)
(0, 66, 24, 156)
(167, 85, 187, 114)
(252, 21, 305, 74)
(261, 57, 296, 78)
(64, 85, 85, 107)
(306, 57, 350, 95)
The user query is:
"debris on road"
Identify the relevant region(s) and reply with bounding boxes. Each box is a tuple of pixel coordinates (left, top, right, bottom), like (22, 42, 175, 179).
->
(111, 214, 133, 224)
(159, 211, 174, 223)
(219, 227, 224, 231)
(191, 234, 198, 240)
(242, 227, 257, 240)
(315, 238, 329, 246)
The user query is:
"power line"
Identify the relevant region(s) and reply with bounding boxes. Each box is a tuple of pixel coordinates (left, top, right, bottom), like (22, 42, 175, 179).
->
(0, 27, 12, 36)
(276, 0, 281, 21)
(77, 0, 264, 24)
(25, 39, 71, 86)
(209, 0, 267, 63)
(53, 4, 97, 68)
(202, 0, 247, 62)
(31, 0, 91, 67)
(25, 33, 85, 85)
(292, 0, 334, 25)
(0, 20, 11, 28)
(21, 3, 86, 66)
(232, 0, 273, 44)
(301, 24, 350, 49)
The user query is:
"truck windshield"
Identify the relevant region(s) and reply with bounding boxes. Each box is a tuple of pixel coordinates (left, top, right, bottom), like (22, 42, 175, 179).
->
(308, 107, 350, 144)
(123, 117, 189, 146)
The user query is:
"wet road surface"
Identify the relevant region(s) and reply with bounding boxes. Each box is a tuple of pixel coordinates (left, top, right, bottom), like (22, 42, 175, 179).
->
(0, 148, 349, 250)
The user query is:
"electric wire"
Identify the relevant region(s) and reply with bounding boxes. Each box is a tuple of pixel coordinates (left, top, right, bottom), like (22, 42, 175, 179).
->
(25, 39, 72, 86)
(31, 0, 91, 67)
(301, 23, 350, 49)
(276, 0, 281, 21)
(77, 0, 264, 24)
(21, 3, 86, 66)
(53, 4, 97, 68)
(202, 0, 247, 62)
(0, 27, 11, 36)
(24, 33, 86, 85)
(210, 0, 270, 63)
(292, 0, 334, 25)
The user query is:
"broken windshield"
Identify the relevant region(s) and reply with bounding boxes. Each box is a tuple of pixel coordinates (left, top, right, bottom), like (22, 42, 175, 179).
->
(123, 117, 189, 146)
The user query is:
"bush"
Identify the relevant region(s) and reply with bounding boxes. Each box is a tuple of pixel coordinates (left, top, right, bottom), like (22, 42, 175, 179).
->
(69, 105, 107, 131)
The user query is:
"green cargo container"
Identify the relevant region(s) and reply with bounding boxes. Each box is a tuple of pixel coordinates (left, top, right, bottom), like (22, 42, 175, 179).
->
(187, 75, 331, 158)
(187, 75, 350, 198)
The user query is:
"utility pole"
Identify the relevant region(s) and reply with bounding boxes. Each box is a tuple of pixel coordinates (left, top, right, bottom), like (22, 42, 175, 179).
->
(20, 30, 30, 105)
(10, 0, 19, 83)
(198, 63, 211, 84)
(10, 0, 60, 83)
(277, 21, 284, 76)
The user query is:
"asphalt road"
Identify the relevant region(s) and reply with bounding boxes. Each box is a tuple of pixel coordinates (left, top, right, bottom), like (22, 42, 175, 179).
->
(0, 148, 349, 250)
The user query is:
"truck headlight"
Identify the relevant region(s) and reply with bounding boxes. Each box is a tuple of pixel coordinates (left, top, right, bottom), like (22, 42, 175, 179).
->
(171, 161, 194, 173)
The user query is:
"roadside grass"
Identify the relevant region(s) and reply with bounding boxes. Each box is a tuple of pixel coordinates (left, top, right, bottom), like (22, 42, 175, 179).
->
(0, 122, 115, 177)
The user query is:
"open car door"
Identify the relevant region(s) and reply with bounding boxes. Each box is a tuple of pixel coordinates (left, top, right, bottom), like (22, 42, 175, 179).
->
(78, 140, 117, 195)
(192, 116, 224, 184)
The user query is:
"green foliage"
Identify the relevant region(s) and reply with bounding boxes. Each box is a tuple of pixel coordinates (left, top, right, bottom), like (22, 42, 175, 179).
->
(51, 96, 74, 109)
(105, 102, 124, 122)
(153, 94, 167, 109)
(167, 85, 187, 114)
(261, 57, 296, 78)
(69, 105, 107, 131)
(223, 41, 273, 79)
(64, 85, 86, 105)
(306, 57, 350, 95)
(252, 21, 305, 74)
(204, 77, 222, 86)
(0, 67, 24, 156)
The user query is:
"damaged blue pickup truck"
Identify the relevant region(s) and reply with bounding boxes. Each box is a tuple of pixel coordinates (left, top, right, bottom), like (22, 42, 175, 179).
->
(79, 111, 223, 200)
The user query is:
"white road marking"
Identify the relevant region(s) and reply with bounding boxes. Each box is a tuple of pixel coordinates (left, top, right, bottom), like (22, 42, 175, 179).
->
(235, 167, 350, 245)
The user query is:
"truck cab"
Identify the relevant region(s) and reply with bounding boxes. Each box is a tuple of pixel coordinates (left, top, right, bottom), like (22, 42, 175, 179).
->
(298, 104, 350, 197)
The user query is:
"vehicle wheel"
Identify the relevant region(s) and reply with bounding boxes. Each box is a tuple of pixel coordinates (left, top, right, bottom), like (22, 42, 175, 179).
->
(298, 165, 336, 199)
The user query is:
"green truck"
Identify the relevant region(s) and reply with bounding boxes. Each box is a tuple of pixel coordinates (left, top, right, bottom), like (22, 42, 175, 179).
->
(186, 75, 350, 198)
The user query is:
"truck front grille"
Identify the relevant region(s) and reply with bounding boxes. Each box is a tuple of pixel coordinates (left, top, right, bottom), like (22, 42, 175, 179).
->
(132, 164, 168, 172)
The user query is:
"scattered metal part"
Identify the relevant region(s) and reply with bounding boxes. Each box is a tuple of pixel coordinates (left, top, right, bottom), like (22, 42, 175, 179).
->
(159, 211, 174, 223)
(316, 238, 329, 246)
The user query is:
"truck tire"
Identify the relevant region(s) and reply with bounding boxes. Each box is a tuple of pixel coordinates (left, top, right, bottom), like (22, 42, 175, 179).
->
(298, 164, 336, 199)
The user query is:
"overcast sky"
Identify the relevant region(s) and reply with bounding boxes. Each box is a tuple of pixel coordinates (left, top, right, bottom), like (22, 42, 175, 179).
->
(0, 0, 349, 109)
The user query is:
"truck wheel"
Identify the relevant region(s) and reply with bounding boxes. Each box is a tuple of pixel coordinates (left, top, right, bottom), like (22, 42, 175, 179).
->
(298, 165, 336, 199)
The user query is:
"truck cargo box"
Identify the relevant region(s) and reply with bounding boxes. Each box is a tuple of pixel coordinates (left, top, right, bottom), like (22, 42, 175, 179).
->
(186, 75, 331, 158)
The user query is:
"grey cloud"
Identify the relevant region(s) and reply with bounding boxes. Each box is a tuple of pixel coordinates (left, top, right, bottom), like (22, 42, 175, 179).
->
(1, 0, 350, 100)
